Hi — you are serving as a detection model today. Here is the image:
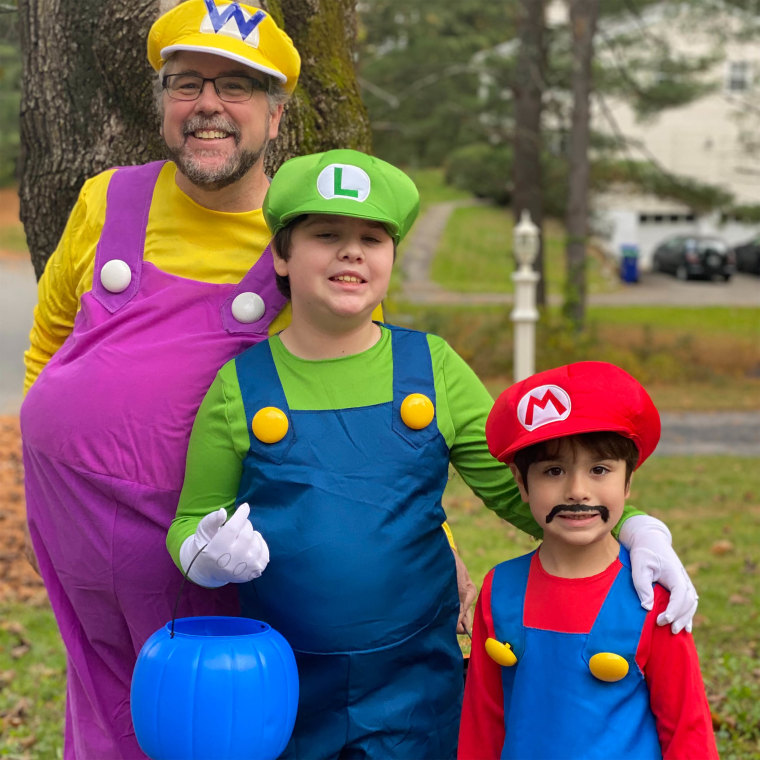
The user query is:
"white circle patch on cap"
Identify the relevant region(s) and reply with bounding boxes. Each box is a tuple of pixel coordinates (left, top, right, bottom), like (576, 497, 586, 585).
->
(517, 384, 572, 431)
(317, 164, 370, 203)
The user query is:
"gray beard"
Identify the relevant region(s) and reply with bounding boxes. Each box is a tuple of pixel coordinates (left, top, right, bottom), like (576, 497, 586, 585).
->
(165, 139, 268, 191)
(164, 112, 271, 191)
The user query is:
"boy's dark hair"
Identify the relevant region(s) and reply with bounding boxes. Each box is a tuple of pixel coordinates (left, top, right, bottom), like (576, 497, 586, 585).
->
(512, 431, 639, 493)
(271, 215, 398, 299)
(271, 215, 307, 299)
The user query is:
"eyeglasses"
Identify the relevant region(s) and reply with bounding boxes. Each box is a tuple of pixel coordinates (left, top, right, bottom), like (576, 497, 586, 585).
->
(162, 74, 269, 103)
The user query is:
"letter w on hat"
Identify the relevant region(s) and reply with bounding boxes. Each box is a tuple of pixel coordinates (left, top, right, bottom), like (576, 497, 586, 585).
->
(202, 0, 265, 42)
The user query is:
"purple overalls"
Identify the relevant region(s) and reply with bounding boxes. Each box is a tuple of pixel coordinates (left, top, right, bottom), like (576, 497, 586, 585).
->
(20, 162, 286, 760)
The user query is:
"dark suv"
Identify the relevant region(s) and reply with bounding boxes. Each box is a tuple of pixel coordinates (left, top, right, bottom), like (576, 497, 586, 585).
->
(732, 236, 760, 275)
(651, 235, 735, 281)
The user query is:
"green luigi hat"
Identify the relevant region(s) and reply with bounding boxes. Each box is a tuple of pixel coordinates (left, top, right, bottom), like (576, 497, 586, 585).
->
(263, 149, 420, 244)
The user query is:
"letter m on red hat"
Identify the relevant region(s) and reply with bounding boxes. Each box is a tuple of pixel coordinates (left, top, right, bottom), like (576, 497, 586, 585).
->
(517, 385, 572, 431)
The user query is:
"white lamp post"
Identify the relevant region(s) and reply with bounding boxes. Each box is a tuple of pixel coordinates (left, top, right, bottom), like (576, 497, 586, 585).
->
(511, 210, 540, 382)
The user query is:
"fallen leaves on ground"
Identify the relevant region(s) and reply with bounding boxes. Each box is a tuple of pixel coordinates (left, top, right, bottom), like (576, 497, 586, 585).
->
(0, 416, 49, 606)
(710, 539, 735, 556)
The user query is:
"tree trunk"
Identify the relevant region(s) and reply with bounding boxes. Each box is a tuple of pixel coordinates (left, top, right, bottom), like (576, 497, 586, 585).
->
(512, 0, 546, 305)
(563, 0, 598, 330)
(18, 0, 371, 279)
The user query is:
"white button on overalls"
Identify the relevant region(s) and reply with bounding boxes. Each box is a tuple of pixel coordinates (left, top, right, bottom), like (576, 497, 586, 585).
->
(231, 292, 266, 323)
(100, 259, 132, 293)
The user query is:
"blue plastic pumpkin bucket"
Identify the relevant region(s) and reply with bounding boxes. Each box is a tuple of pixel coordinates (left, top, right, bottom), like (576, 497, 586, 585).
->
(131, 616, 299, 760)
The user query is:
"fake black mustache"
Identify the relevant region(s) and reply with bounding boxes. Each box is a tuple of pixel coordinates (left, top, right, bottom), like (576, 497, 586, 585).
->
(546, 504, 610, 524)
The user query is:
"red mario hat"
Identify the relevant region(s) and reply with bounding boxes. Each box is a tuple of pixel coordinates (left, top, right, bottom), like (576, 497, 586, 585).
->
(486, 362, 661, 469)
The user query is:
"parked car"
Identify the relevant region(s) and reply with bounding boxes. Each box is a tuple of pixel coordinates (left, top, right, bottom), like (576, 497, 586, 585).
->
(732, 236, 760, 275)
(651, 234, 735, 281)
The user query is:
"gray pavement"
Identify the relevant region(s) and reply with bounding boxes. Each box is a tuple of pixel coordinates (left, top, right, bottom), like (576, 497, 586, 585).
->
(401, 201, 760, 307)
(403, 269, 760, 307)
(656, 412, 760, 457)
(0, 253, 36, 414)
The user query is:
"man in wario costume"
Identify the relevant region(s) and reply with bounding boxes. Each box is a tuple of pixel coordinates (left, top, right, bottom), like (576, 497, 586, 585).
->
(21, 2, 301, 758)
(170, 154, 700, 759)
(459, 362, 718, 759)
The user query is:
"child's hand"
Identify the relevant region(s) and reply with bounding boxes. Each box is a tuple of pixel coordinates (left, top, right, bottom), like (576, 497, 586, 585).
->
(179, 503, 269, 588)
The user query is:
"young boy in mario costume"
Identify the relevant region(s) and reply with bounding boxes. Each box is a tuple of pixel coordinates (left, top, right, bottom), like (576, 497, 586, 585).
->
(459, 362, 719, 760)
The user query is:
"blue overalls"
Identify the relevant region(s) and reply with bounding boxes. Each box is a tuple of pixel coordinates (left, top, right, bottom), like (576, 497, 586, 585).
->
(490, 549, 661, 759)
(234, 326, 462, 759)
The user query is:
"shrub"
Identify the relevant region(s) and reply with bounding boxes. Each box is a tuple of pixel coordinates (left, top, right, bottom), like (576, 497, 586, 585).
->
(444, 143, 512, 206)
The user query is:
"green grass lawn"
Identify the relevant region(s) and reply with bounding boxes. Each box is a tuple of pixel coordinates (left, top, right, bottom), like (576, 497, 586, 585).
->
(429, 207, 617, 297)
(3, 455, 759, 758)
(0, 605, 66, 758)
(0, 225, 27, 254)
(406, 167, 473, 209)
(403, 169, 618, 299)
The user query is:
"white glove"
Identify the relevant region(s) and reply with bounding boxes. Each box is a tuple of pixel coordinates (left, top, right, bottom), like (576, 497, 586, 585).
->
(179, 503, 269, 588)
(619, 514, 698, 634)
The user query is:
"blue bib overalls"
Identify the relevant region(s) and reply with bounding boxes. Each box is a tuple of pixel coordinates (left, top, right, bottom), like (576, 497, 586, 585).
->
(234, 326, 463, 759)
(490, 549, 661, 759)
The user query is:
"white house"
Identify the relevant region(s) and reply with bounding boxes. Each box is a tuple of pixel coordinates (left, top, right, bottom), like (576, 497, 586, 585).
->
(585, 3, 760, 269)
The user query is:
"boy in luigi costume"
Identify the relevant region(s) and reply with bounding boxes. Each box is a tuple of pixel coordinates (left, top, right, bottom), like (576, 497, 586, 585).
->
(459, 362, 718, 759)
(168, 151, 699, 758)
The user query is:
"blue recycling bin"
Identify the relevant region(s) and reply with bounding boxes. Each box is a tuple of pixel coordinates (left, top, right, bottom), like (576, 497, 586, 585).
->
(620, 244, 639, 283)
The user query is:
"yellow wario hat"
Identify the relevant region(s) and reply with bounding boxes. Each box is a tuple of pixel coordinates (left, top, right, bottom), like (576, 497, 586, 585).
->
(147, 0, 301, 94)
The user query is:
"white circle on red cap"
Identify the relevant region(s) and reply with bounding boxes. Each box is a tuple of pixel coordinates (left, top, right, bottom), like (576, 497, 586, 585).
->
(317, 164, 370, 202)
(517, 384, 572, 431)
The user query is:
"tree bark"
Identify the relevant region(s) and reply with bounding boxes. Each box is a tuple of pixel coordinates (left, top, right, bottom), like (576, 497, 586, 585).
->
(512, 0, 546, 305)
(18, 0, 371, 279)
(563, 0, 598, 330)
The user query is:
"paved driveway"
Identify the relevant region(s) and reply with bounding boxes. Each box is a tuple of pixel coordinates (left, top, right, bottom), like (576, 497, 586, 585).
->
(588, 269, 760, 307)
(401, 201, 760, 307)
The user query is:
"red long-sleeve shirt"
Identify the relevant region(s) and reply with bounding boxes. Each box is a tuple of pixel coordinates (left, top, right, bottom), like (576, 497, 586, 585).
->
(459, 554, 719, 759)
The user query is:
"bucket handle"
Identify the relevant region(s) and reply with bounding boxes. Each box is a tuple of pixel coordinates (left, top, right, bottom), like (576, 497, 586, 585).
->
(169, 542, 209, 639)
